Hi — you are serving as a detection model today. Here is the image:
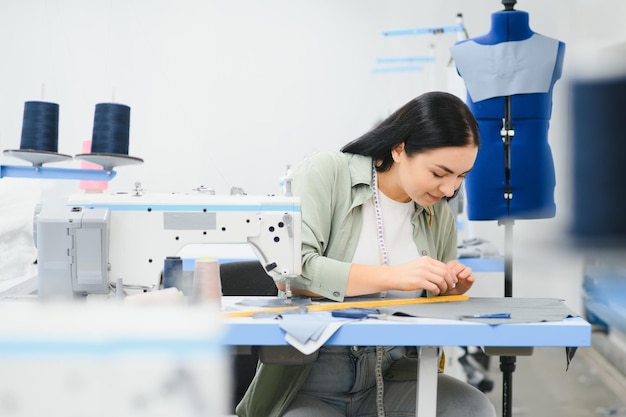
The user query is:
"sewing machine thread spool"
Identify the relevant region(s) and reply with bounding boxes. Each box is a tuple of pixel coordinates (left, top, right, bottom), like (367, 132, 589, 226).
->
(163, 256, 183, 291)
(20, 101, 60, 152)
(74, 102, 143, 170)
(192, 258, 222, 306)
(3, 101, 73, 166)
(91, 102, 131, 154)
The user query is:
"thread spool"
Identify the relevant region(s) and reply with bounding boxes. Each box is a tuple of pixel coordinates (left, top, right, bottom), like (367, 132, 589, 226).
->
(91, 102, 130, 154)
(3, 101, 71, 166)
(75, 102, 143, 170)
(20, 101, 59, 152)
(163, 256, 183, 290)
(192, 258, 222, 305)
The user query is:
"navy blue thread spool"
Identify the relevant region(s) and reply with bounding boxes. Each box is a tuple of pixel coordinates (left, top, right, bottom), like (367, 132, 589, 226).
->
(20, 101, 60, 152)
(91, 103, 131, 155)
(2, 100, 72, 166)
(75, 102, 143, 170)
(163, 256, 184, 291)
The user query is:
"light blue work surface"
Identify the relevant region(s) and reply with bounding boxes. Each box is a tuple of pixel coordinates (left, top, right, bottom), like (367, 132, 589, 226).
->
(460, 257, 505, 273)
(222, 296, 590, 417)
(222, 297, 591, 348)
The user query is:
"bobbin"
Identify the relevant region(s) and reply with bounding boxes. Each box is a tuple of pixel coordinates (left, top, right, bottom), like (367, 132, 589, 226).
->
(3, 101, 72, 166)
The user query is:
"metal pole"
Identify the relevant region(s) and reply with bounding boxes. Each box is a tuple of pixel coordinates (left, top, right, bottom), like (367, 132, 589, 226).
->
(499, 94, 516, 417)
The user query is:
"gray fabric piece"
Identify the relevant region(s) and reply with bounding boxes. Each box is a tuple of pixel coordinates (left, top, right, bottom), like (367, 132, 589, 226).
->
(381, 297, 578, 325)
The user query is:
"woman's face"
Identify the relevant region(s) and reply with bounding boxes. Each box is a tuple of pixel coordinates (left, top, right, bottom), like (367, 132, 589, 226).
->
(392, 145, 478, 206)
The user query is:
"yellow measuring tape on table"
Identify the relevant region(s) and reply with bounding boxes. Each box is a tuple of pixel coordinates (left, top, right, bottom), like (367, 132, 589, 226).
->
(224, 294, 469, 318)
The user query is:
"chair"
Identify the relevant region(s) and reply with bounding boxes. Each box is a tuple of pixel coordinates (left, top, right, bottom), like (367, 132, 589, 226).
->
(219, 260, 278, 413)
(220, 260, 278, 297)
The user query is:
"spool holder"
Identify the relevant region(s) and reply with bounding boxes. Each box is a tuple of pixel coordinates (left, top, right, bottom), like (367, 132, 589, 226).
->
(3, 100, 141, 181)
(75, 152, 143, 172)
(2, 145, 143, 181)
(0, 149, 133, 181)
(3, 149, 72, 166)
(0, 164, 117, 181)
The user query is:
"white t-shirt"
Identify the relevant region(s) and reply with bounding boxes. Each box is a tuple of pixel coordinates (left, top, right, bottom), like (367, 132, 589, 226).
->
(352, 190, 423, 298)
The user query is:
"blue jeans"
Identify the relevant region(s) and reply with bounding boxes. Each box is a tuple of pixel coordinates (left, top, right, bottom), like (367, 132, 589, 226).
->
(282, 346, 496, 417)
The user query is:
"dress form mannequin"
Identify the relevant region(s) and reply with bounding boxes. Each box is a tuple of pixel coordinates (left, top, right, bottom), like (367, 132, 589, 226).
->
(451, 7, 566, 417)
(450, 8, 565, 220)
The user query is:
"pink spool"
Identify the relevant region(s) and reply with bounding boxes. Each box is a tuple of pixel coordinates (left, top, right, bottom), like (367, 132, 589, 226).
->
(192, 258, 222, 305)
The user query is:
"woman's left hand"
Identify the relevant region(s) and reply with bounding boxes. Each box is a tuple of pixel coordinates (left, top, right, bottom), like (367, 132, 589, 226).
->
(442, 260, 475, 295)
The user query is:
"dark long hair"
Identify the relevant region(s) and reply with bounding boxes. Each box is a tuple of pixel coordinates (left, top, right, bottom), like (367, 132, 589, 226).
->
(341, 91, 480, 172)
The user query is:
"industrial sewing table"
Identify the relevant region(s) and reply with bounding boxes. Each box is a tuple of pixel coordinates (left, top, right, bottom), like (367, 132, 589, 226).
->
(221, 296, 591, 417)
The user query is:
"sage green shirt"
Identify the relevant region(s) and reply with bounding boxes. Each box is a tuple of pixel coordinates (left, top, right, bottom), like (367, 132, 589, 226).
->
(290, 151, 458, 301)
(236, 151, 458, 417)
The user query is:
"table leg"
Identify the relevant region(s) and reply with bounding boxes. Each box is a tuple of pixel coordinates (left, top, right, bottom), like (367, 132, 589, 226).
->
(416, 346, 439, 417)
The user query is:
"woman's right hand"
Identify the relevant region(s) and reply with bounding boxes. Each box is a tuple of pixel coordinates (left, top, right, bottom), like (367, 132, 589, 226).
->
(388, 256, 458, 295)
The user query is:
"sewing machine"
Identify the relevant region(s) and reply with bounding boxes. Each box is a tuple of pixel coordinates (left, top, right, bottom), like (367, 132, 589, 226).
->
(35, 191, 302, 300)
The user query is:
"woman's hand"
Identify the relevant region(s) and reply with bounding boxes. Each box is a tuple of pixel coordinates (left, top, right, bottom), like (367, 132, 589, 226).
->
(387, 256, 459, 295)
(441, 259, 475, 295)
(347, 257, 474, 297)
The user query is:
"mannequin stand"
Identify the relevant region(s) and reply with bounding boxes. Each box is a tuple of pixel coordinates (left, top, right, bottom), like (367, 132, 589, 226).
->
(499, 217, 515, 417)
(499, 93, 516, 417)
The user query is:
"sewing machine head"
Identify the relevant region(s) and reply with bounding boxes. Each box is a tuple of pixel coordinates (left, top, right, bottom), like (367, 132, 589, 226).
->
(35, 192, 301, 300)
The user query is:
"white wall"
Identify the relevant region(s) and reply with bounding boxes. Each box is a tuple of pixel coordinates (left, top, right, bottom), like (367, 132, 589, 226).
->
(1, 0, 625, 307)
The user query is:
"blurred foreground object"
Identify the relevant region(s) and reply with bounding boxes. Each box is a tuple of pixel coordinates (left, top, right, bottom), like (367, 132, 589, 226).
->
(570, 42, 626, 247)
(571, 43, 626, 360)
(0, 178, 39, 281)
(0, 303, 228, 417)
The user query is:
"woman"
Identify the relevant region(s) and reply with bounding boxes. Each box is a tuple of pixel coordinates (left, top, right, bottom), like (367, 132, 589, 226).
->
(237, 91, 496, 417)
